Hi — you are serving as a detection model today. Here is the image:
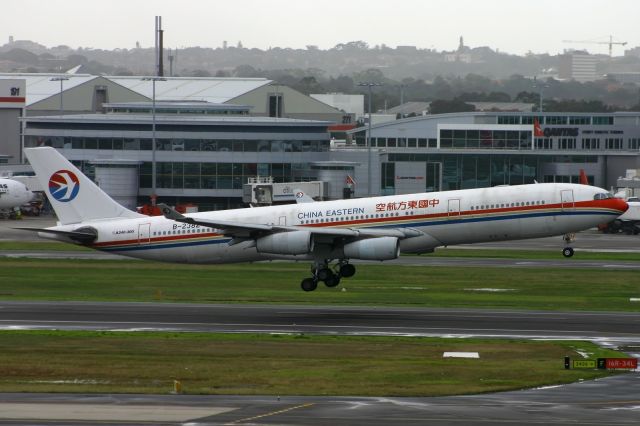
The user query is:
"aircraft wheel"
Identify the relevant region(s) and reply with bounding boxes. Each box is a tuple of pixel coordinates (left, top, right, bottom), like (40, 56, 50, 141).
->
(301, 278, 318, 292)
(324, 275, 341, 288)
(316, 268, 332, 281)
(562, 247, 574, 258)
(339, 263, 356, 278)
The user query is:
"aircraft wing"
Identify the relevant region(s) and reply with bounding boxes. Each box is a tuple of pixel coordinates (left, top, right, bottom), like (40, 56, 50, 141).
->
(158, 203, 422, 239)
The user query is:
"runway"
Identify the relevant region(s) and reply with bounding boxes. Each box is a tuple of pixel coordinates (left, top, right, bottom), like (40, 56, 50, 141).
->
(0, 301, 639, 425)
(1, 301, 639, 345)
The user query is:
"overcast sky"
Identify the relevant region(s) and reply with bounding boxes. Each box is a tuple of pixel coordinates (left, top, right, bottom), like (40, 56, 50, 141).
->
(4, 0, 639, 56)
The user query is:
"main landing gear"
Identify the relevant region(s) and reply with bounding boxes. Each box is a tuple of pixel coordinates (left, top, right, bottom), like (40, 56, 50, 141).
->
(300, 260, 356, 292)
(562, 233, 575, 258)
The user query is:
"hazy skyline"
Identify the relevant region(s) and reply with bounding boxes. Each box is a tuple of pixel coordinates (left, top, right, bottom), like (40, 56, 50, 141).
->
(4, 0, 639, 56)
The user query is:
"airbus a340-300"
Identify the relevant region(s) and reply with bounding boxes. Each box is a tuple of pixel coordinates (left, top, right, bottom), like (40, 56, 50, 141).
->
(20, 147, 628, 291)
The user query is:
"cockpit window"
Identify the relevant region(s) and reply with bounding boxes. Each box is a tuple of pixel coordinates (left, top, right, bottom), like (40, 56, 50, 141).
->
(594, 192, 613, 200)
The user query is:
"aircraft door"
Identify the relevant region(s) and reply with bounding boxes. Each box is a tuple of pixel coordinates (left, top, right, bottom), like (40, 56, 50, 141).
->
(138, 223, 151, 244)
(447, 199, 461, 218)
(561, 190, 574, 211)
(279, 216, 286, 226)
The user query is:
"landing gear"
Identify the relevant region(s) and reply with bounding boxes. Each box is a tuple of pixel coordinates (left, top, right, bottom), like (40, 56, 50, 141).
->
(562, 233, 575, 258)
(300, 277, 318, 292)
(299, 260, 356, 291)
(339, 263, 356, 278)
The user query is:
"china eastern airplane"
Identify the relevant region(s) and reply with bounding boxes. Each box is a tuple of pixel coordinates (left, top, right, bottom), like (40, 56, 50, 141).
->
(20, 147, 628, 291)
(0, 178, 34, 211)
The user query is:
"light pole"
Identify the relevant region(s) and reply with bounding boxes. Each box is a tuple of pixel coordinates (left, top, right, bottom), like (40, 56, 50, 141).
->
(50, 76, 69, 115)
(142, 77, 166, 206)
(533, 77, 547, 113)
(357, 82, 382, 197)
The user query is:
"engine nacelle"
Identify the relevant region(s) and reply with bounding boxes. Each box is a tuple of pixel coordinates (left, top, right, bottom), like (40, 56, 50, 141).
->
(343, 237, 399, 260)
(256, 231, 314, 255)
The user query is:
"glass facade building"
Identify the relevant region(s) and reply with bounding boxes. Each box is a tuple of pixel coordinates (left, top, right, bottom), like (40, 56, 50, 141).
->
(346, 111, 640, 196)
(21, 110, 640, 207)
(23, 112, 332, 209)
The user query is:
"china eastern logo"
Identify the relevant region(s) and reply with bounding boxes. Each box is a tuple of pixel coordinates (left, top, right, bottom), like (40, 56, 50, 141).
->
(49, 170, 80, 202)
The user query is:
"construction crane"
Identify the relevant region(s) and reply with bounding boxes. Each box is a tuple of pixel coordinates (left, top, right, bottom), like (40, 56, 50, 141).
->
(562, 35, 627, 57)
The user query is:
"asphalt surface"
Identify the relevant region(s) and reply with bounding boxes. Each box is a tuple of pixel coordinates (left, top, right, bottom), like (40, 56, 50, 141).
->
(1, 217, 639, 425)
(1, 377, 639, 426)
(0, 302, 639, 345)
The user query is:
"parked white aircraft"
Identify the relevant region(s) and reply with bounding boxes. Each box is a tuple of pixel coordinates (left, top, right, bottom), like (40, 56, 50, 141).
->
(0, 178, 34, 213)
(21, 147, 628, 291)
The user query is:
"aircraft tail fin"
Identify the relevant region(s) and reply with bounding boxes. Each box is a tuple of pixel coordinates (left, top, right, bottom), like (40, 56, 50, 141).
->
(294, 189, 315, 204)
(579, 169, 589, 185)
(24, 147, 145, 225)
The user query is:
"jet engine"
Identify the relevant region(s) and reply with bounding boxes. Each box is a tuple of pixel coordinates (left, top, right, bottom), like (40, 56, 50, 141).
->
(256, 231, 314, 255)
(343, 237, 399, 260)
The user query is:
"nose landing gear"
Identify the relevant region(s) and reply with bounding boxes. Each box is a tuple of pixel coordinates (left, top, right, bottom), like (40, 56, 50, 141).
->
(562, 233, 575, 258)
(300, 259, 357, 292)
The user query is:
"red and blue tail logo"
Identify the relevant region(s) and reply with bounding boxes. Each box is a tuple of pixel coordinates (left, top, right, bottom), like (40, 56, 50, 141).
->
(49, 170, 80, 202)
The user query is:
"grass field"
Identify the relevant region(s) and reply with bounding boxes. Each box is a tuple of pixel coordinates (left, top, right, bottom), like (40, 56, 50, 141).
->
(0, 331, 623, 396)
(0, 258, 638, 311)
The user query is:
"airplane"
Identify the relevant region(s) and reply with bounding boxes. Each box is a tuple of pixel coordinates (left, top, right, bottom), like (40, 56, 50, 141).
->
(20, 146, 628, 291)
(0, 177, 34, 215)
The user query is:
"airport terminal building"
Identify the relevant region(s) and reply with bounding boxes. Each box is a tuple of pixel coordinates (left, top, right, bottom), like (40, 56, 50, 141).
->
(346, 111, 640, 195)
(19, 109, 640, 209)
(2, 71, 637, 208)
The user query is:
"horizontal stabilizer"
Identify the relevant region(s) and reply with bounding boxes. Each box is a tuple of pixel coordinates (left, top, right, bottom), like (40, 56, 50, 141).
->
(15, 227, 97, 244)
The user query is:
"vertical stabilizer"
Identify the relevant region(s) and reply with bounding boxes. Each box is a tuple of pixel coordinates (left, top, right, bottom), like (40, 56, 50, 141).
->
(24, 147, 145, 224)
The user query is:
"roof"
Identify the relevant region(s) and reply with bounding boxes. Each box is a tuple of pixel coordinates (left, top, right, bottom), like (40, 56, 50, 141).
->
(107, 76, 272, 104)
(0, 73, 98, 106)
(386, 102, 431, 115)
(104, 101, 252, 112)
(23, 113, 332, 127)
(0, 73, 273, 106)
(469, 102, 534, 112)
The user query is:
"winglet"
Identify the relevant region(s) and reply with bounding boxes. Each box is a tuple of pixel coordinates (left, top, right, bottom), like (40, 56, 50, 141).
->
(157, 203, 189, 221)
(294, 189, 315, 204)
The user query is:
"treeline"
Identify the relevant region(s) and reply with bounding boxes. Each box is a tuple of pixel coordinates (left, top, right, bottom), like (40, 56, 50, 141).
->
(253, 70, 640, 113)
(3, 40, 640, 113)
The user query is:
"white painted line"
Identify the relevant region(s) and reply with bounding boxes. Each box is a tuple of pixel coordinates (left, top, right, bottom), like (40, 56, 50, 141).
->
(443, 352, 480, 358)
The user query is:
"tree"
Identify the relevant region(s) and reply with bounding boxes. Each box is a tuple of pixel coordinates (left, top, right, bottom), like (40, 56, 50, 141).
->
(429, 99, 476, 114)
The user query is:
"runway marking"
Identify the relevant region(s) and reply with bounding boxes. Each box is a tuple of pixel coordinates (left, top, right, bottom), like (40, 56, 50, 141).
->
(224, 402, 314, 425)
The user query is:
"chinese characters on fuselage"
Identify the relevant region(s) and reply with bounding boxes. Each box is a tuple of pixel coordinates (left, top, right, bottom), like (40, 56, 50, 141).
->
(376, 199, 439, 212)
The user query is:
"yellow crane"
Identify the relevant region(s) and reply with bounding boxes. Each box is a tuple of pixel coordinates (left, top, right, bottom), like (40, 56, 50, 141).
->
(562, 36, 627, 57)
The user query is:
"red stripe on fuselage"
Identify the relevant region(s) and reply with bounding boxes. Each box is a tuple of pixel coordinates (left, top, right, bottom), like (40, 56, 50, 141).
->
(92, 232, 223, 248)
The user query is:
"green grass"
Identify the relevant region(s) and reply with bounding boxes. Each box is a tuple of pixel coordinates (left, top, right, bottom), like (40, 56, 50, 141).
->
(431, 247, 640, 262)
(0, 241, 92, 251)
(0, 331, 623, 396)
(0, 258, 638, 311)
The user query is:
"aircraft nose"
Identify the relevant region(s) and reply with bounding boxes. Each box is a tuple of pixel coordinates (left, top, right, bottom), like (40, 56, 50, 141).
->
(610, 198, 629, 214)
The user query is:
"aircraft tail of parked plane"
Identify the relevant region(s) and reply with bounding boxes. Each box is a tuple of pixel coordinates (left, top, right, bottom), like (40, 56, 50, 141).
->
(21, 147, 629, 291)
(25, 147, 144, 225)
